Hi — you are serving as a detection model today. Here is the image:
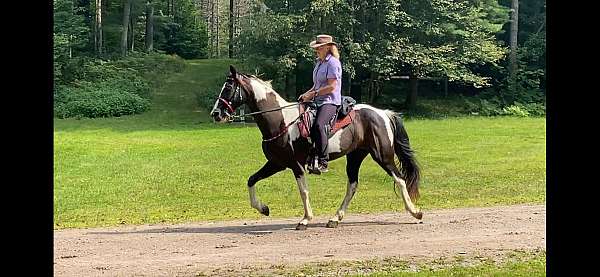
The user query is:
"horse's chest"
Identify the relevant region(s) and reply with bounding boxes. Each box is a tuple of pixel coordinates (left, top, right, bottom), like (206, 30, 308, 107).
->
(262, 138, 310, 165)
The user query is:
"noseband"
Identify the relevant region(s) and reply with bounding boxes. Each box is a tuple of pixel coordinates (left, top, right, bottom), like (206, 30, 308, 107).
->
(217, 82, 243, 115)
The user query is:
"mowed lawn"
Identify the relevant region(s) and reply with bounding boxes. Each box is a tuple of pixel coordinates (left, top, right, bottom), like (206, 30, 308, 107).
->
(54, 60, 546, 229)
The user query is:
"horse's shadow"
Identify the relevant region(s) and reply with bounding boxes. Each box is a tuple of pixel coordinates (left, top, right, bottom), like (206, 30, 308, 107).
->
(88, 220, 419, 235)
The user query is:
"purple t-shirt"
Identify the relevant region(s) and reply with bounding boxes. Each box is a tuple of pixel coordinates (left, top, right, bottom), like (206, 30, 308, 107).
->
(312, 54, 342, 106)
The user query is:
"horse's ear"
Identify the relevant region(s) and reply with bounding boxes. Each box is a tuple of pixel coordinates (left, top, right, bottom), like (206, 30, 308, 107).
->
(229, 65, 237, 75)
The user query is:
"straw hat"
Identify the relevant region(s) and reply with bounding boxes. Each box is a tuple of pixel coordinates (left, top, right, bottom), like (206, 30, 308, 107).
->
(309, 34, 338, 48)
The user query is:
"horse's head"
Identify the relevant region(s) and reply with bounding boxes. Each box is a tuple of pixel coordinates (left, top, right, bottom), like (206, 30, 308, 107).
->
(211, 65, 247, 123)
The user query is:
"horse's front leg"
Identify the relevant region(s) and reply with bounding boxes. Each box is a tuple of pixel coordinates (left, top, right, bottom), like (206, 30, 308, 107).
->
(292, 165, 313, 230)
(248, 160, 286, 216)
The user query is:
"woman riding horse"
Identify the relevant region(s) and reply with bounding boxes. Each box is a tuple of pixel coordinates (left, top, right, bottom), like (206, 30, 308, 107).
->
(298, 34, 343, 174)
(210, 58, 422, 230)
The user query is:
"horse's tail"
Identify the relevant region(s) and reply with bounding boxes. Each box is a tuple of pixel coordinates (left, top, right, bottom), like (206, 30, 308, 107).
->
(386, 111, 420, 202)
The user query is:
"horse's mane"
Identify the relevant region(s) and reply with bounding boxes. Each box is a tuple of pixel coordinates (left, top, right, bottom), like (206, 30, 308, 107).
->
(239, 72, 291, 104)
(244, 74, 274, 90)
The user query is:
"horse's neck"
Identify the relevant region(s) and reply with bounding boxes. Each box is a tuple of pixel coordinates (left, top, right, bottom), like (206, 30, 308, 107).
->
(246, 78, 295, 139)
(246, 78, 289, 110)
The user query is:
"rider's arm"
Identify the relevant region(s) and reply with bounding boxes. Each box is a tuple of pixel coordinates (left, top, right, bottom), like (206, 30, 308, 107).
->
(314, 79, 337, 97)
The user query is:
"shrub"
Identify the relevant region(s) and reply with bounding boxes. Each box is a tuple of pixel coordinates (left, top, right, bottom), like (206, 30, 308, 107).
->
(54, 53, 184, 119)
(54, 84, 150, 119)
(194, 77, 224, 111)
(501, 104, 530, 117)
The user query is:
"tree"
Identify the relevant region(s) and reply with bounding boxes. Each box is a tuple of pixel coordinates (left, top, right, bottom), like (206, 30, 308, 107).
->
(163, 0, 209, 58)
(54, 0, 90, 59)
(145, 0, 154, 52)
(121, 0, 133, 56)
(229, 0, 233, 58)
(366, 0, 508, 107)
(509, 0, 519, 90)
(95, 0, 104, 56)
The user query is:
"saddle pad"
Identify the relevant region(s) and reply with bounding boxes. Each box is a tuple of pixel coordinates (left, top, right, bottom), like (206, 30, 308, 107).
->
(330, 109, 355, 135)
(298, 109, 355, 139)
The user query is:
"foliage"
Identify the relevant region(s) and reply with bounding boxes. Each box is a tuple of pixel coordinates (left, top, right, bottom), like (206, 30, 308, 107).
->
(110, 52, 187, 87)
(161, 0, 209, 59)
(54, 84, 150, 119)
(194, 76, 225, 110)
(54, 52, 187, 118)
(374, 0, 509, 87)
(464, 97, 545, 117)
(236, 11, 310, 87)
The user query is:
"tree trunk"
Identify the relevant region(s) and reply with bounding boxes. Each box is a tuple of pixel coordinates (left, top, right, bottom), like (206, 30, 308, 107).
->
(68, 0, 73, 59)
(96, 0, 103, 56)
(130, 4, 135, 52)
(406, 73, 419, 108)
(509, 0, 519, 89)
(444, 77, 448, 98)
(229, 0, 234, 58)
(128, 2, 136, 53)
(284, 73, 291, 100)
(121, 0, 132, 57)
(94, 7, 97, 54)
(368, 72, 380, 104)
(216, 0, 220, 58)
(351, 80, 361, 102)
(210, 0, 215, 58)
(145, 1, 154, 52)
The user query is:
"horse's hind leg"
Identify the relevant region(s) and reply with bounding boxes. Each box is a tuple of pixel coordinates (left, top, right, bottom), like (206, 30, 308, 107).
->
(248, 160, 286, 216)
(371, 152, 422, 220)
(390, 170, 422, 220)
(326, 150, 369, 228)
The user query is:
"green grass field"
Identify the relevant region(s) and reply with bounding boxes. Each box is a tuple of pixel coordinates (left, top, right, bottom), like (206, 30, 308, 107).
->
(54, 59, 546, 229)
(276, 250, 546, 277)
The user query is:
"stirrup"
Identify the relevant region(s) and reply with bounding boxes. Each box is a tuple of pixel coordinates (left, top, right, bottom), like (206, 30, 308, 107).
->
(307, 157, 321, 175)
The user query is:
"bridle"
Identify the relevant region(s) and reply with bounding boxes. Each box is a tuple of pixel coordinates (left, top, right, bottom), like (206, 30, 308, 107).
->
(214, 75, 304, 141)
(216, 79, 243, 118)
(216, 76, 301, 118)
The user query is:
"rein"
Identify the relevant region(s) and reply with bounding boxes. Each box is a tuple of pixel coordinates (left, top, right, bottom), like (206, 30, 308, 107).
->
(231, 103, 305, 142)
(217, 77, 308, 142)
(233, 103, 300, 118)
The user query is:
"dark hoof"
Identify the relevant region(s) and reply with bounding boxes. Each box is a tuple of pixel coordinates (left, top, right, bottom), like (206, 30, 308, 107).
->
(325, 220, 339, 228)
(308, 169, 321, 175)
(261, 205, 270, 216)
(295, 223, 308, 230)
(414, 211, 423, 220)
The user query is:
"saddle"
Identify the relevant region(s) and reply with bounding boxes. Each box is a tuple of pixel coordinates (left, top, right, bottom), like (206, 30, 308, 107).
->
(298, 96, 357, 140)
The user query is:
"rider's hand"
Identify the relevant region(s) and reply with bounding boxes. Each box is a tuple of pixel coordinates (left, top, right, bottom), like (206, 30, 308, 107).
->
(298, 90, 316, 102)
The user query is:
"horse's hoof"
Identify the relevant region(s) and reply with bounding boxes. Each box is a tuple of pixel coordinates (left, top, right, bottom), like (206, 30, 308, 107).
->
(414, 211, 423, 220)
(326, 220, 339, 228)
(295, 223, 308, 230)
(261, 205, 270, 216)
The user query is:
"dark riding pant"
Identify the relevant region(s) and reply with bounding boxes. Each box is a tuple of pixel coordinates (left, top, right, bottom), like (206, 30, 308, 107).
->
(311, 104, 338, 161)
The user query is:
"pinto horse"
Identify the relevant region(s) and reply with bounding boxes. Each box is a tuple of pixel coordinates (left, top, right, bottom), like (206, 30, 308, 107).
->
(210, 66, 422, 230)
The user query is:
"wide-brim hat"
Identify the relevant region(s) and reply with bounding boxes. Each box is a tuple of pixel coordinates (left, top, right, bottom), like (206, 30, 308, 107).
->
(309, 34, 338, 48)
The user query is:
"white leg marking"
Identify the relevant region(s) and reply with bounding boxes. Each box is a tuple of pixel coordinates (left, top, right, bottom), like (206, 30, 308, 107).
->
(391, 172, 420, 216)
(329, 181, 358, 222)
(248, 186, 265, 212)
(296, 175, 313, 224)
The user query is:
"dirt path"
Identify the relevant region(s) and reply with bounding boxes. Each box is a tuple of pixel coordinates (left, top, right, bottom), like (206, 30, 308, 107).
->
(54, 204, 545, 276)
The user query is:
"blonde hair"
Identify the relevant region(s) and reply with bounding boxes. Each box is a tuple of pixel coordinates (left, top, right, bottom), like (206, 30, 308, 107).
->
(329, 44, 340, 59)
